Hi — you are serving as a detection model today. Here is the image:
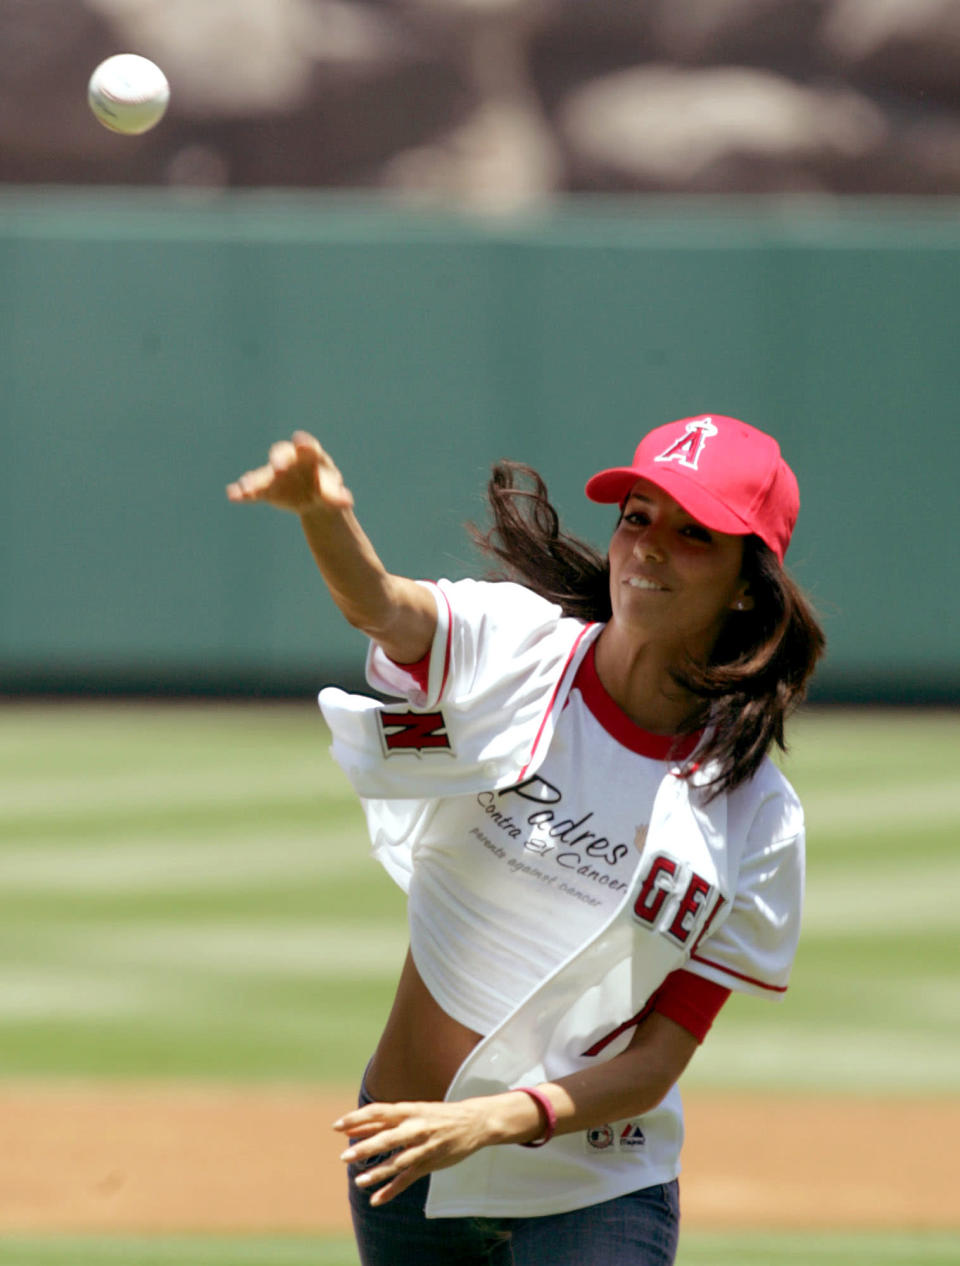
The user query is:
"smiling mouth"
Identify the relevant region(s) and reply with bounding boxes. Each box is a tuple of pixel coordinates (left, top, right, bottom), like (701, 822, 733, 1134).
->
(627, 576, 668, 592)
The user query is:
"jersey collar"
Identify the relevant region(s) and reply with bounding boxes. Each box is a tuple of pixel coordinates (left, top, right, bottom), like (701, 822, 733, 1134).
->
(572, 640, 703, 761)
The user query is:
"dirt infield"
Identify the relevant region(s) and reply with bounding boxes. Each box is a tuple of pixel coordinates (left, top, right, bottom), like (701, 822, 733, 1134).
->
(3, 1084, 958, 1234)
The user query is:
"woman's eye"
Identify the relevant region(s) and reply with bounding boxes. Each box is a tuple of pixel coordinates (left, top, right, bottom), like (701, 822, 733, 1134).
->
(682, 525, 713, 543)
(624, 511, 650, 526)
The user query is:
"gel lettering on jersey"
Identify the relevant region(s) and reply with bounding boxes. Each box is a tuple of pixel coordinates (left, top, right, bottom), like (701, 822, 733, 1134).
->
(653, 416, 718, 470)
(633, 854, 678, 924)
(377, 709, 453, 757)
(667, 872, 713, 945)
(633, 851, 717, 946)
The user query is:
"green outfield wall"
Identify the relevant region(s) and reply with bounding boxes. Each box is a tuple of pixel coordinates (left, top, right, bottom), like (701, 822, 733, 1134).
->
(2, 191, 958, 700)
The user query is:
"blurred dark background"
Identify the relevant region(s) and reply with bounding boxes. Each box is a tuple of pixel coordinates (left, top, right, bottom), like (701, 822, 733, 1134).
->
(4, 0, 960, 201)
(2, 0, 959, 704)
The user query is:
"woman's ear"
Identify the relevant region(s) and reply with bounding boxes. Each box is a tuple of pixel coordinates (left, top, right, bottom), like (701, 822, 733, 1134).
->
(731, 583, 755, 612)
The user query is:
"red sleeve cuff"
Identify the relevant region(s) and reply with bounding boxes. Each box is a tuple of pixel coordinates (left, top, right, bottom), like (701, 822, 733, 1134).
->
(653, 968, 731, 1043)
(385, 648, 431, 693)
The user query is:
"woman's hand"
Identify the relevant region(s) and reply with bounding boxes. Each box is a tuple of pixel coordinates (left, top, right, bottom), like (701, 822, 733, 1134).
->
(225, 429, 436, 660)
(226, 431, 353, 516)
(333, 1093, 542, 1206)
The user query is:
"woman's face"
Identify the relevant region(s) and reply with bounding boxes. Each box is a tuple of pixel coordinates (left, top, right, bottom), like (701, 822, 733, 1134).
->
(607, 479, 751, 661)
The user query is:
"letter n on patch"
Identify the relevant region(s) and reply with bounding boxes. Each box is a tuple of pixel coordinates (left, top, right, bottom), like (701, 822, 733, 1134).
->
(377, 709, 453, 758)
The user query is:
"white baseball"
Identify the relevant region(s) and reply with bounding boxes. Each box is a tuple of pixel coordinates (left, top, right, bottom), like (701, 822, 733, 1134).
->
(88, 54, 170, 135)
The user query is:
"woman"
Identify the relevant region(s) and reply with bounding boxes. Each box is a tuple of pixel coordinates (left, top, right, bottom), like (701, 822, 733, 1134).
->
(227, 414, 824, 1266)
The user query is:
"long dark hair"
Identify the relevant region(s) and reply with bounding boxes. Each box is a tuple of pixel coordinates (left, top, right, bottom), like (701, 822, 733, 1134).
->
(469, 460, 825, 797)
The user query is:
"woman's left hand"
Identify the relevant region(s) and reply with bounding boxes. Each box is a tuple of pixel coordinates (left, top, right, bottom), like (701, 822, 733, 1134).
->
(333, 1093, 537, 1206)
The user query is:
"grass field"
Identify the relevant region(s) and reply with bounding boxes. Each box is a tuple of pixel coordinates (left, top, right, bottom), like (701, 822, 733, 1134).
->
(1, 1231, 959, 1266)
(1, 702, 959, 1263)
(3, 703, 958, 1090)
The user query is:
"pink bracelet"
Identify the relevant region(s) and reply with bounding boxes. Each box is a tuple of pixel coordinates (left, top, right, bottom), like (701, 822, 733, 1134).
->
(514, 1086, 557, 1148)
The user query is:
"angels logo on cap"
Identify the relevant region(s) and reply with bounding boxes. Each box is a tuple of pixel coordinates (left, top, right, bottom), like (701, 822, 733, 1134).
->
(653, 417, 718, 471)
(584, 414, 799, 563)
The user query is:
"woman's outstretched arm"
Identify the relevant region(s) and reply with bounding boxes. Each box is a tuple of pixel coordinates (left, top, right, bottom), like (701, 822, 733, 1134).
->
(227, 431, 437, 665)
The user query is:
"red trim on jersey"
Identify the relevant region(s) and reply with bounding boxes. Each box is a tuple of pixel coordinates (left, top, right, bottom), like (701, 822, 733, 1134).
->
(688, 952, 788, 994)
(387, 649, 431, 692)
(572, 642, 702, 761)
(436, 584, 453, 699)
(518, 623, 597, 781)
(580, 1000, 657, 1057)
(653, 968, 731, 1043)
(581, 969, 729, 1056)
(385, 583, 454, 698)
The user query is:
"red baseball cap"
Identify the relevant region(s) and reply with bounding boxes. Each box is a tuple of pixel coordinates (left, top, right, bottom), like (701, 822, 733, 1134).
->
(585, 415, 798, 562)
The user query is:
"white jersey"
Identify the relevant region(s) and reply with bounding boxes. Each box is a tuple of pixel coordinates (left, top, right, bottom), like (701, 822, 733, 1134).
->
(319, 578, 804, 1219)
(409, 651, 687, 1035)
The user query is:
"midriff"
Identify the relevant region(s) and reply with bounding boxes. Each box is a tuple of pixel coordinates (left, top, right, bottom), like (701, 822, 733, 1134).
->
(364, 948, 484, 1102)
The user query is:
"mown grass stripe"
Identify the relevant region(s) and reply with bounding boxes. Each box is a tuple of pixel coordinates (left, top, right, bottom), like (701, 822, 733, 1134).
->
(802, 858, 960, 933)
(0, 1231, 958, 1266)
(678, 1231, 960, 1265)
(0, 1236, 359, 1266)
(3, 922, 408, 978)
(1, 836, 372, 893)
(0, 770, 352, 819)
(683, 1021, 960, 1093)
(0, 706, 957, 1090)
(801, 778, 959, 833)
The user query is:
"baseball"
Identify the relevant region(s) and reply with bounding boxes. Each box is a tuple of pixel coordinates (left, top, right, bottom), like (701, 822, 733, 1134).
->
(88, 54, 170, 135)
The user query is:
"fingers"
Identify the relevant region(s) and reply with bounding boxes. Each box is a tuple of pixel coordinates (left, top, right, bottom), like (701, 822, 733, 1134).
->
(335, 1105, 421, 1158)
(292, 430, 323, 455)
(336, 1120, 387, 1141)
(225, 433, 326, 507)
(334, 1101, 476, 1207)
(266, 435, 324, 471)
(336, 1105, 429, 1172)
(225, 462, 275, 502)
(268, 440, 298, 471)
(346, 1133, 436, 1207)
(356, 1148, 432, 1207)
(333, 1102, 405, 1135)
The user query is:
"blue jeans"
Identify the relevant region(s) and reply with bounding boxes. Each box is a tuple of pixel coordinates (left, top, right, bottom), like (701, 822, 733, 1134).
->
(347, 1080, 680, 1266)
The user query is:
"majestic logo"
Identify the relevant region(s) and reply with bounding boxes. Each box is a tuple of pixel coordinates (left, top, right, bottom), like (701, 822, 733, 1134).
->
(653, 417, 718, 470)
(377, 709, 453, 757)
(619, 1122, 646, 1149)
(586, 1125, 615, 1151)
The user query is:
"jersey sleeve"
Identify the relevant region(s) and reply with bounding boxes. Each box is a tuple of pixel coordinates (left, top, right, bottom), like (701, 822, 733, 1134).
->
(652, 968, 731, 1042)
(365, 578, 572, 711)
(365, 580, 448, 707)
(686, 791, 805, 1000)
